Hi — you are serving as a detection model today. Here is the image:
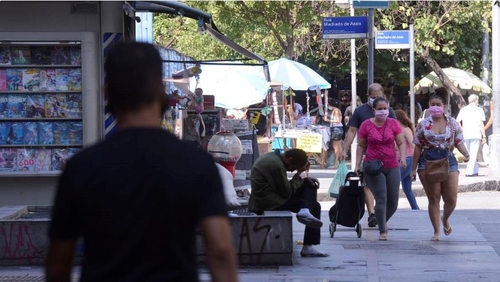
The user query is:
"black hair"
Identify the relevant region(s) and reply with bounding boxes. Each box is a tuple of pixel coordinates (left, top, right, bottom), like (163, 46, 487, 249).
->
(284, 149, 308, 167)
(104, 41, 164, 115)
(430, 87, 447, 104)
(372, 97, 388, 108)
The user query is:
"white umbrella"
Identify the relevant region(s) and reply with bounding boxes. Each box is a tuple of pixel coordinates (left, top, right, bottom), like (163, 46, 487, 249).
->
(268, 58, 331, 91)
(414, 67, 491, 95)
(169, 62, 270, 109)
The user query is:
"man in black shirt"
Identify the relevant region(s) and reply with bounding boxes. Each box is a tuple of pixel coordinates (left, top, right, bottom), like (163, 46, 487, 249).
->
(46, 42, 238, 282)
(341, 83, 396, 228)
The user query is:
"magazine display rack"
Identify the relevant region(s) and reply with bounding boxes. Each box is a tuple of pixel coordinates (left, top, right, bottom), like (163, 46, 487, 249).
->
(0, 43, 83, 175)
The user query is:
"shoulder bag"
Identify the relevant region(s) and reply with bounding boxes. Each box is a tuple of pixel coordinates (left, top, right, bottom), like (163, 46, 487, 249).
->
(363, 122, 386, 176)
(424, 123, 454, 183)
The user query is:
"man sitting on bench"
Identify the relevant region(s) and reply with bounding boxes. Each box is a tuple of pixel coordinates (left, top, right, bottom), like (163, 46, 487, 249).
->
(248, 148, 329, 257)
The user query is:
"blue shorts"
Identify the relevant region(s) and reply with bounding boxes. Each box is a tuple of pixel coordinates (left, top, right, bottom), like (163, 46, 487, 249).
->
(330, 126, 344, 141)
(417, 148, 459, 172)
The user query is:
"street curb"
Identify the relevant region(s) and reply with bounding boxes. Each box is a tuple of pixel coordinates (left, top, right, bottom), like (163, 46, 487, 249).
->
(316, 180, 500, 202)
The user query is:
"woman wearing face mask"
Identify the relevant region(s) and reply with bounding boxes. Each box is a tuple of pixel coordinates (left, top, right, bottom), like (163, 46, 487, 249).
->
(354, 97, 406, 241)
(411, 89, 469, 241)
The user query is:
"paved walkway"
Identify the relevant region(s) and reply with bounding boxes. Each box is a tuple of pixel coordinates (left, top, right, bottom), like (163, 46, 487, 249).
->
(0, 164, 499, 281)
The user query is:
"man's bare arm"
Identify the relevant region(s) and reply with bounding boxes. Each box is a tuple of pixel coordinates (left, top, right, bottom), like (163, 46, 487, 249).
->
(45, 239, 77, 282)
(201, 216, 239, 282)
(341, 126, 358, 159)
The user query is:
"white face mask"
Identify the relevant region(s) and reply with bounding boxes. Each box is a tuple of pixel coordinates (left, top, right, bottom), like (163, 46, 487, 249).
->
(368, 97, 376, 106)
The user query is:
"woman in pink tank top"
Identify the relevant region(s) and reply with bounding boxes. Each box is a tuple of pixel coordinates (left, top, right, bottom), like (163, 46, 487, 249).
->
(395, 110, 419, 210)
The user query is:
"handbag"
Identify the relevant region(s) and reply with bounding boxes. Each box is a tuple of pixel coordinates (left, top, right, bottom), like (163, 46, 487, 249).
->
(362, 123, 386, 176)
(424, 124, 454, 183)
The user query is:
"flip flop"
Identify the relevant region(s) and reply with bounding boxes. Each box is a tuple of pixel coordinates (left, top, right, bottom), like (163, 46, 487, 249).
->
(379, 233, 388, 241)
(430, 235, 440, 241)
(296, 214, 323, 229)
(300, 252, 330, 257)
(441, 216, 452, 236)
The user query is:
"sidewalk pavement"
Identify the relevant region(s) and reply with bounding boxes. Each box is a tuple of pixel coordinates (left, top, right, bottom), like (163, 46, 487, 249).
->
(0, 164, 498, 281)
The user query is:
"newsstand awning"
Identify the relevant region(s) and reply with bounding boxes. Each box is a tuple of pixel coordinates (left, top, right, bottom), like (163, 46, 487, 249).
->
(130, 1, 269, 81)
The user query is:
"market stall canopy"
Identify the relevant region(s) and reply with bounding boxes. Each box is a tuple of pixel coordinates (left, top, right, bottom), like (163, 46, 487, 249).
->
(268, 58, 331, 91)
(414, 67, 491, 95)
(168, 62, 271, 110)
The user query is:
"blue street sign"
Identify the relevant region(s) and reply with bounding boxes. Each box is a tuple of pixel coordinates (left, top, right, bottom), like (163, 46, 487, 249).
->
(353, 0, 389, 9)
(322, 16, 368, 39)
(375, 30, 410, 49)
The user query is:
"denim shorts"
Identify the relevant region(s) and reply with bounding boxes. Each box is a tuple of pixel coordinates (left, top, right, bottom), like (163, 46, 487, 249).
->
(417, 148, 459, 172)
(330, 126, 344, 141)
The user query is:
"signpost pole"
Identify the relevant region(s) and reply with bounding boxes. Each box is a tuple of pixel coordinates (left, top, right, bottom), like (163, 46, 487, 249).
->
(367, 8, 374, 85)
(350, 1, 358, 168)
(409, 24, 415, 124)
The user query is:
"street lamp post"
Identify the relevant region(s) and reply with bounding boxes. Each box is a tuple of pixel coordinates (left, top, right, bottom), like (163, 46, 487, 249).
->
(489, 0, 500, 177)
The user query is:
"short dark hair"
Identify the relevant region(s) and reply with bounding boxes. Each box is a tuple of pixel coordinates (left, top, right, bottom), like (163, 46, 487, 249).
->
(284, 149, 308, 167)
(430, 87, 447, 104)
(373, 97, 388, 108)
(105, 41, 164, 115)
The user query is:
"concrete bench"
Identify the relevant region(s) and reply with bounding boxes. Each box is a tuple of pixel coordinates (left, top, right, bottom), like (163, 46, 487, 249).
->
(0, 206, 293, 266)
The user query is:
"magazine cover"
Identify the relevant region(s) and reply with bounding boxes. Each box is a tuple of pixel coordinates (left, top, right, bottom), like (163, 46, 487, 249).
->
(23, 122, 38, 145)
(67, 68, 82, 91)
(0, 96, 8, 118)
(45, 94, 66, 117)
(55, 69, 69, 91)
(70, 46, 81, 66)
(0, 69, 6, 91)
(69, 121, 82, 145)
(6, 69, 23, 91)
(26, 94, 45, 118)
(22, 69, 40, 91)
(6, 122, 24, 145)
(66, 94, 82, 118)
(53, 122, 69, 145)
(16, 148, 36, 172)
(51, 46, 70, 65)
(0, 46, 11, 65)
(0, 122, 8, 145)
(11, 46, 31, 65)
(51, 148, 67, 171)
(0, 148, 17, 172)
(40, 69, 57, 91)
(37, 122, 54, 145)
(67, 148, 82, 161)
(31, 46, 51, 65)
(7, 94, 26, 118)
(35, 149, 51, 172)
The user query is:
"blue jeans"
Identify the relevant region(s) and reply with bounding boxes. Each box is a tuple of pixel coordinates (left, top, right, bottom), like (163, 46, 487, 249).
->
(417, 148, 459, 172)
(400, 156, 419, 210)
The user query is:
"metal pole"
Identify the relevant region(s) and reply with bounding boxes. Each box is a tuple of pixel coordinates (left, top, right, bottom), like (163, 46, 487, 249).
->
(367, 8, 374, 85)
(350, 2, 358, 168)
(489, 0, 500, 176)
(409, 25, 415, 124)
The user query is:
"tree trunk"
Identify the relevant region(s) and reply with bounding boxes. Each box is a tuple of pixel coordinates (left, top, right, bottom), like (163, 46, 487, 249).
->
(481, 17, 490, 84)
(421, 50, 466, 109)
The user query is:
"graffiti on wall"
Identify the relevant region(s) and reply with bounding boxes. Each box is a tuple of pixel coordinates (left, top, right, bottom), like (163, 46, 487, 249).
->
(0, 223, 38, 260)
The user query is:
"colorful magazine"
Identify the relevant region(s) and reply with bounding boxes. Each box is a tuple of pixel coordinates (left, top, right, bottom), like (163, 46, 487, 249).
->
(67, 68, 82, 91)
(66, 94, 82, 118)
(6, 69, 23, 91)
(0, 148, 17, 172)
(26, 94, 45, 118)
(39, 69, 57, 91)
(11, 46, 31, 65)
(50, 46, 70, 65)
(67, 148, 82, 161)
(22, 69, 40, 91)
(0, 46, 11, 65)
(37, 122, 54, 145)
(31, 46, 51, 65)
(0, 96, 8, 118)
(0, 122, 8, 145)
(51, 148, 67, 171)
(7, 94, 26, 118)
(55, 69, 69, 91)
(0, 69, 6, 91)
(53, 122, 69, 145)
(23, 122, 38, 145)
(35, 149, 51, 172)
(16, 148, 36, 172)
(45, 94, 66, 118)
(69, 121, 82, 145)
(70, 46, 81, 66)
(6, 122, 24, 145)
